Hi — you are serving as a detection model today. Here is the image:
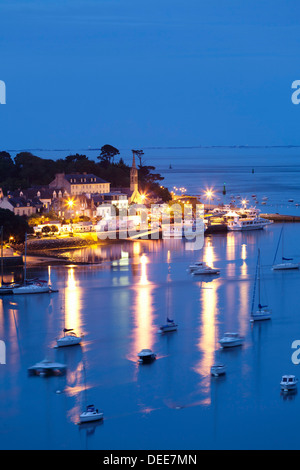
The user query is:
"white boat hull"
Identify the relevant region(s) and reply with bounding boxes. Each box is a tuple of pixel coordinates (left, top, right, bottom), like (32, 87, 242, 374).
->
(272, 263, 299, 271)
(79, 411, 103, 423)
(228, 224, 265, 231)
(158, 324, 178, 333)
(56, 335, 82, 347)
(13, 285, 50, 295)
(192, 268, 220, 275)
(211, 364, 226, 376)
(250, 309, 272, 322)
(219, 339, 243, 348)
(280, 383, 298, 392)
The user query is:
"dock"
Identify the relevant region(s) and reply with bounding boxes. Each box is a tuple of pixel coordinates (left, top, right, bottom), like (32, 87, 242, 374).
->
(260, 214, 300, 222)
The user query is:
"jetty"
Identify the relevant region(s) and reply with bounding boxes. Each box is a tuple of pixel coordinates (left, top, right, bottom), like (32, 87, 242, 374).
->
(260, 214, 300, 222)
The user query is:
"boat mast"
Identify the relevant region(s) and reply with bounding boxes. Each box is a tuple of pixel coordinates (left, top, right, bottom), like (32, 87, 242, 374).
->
(251, 250, 259, 316)
(272, 227, 283, 265)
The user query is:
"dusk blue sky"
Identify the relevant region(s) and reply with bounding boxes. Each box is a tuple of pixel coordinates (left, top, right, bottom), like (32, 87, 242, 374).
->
(1, 0, 300, 150)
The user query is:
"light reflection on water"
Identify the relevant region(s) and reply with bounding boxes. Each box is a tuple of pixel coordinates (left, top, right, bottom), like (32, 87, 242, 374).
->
(129, 253, 156, 363)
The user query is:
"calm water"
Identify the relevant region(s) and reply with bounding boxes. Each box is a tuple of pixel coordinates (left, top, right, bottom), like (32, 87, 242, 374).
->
(1, 223, 300, 449)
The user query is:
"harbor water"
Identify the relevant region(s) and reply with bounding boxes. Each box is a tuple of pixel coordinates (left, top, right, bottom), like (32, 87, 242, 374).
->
(1, 223, 300, 449)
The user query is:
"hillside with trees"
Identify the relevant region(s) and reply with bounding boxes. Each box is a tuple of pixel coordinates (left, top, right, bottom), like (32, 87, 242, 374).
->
(0, 146, 171, 201)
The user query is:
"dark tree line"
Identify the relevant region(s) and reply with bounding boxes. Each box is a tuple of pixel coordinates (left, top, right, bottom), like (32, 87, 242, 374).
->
(0, 145, 171, 201)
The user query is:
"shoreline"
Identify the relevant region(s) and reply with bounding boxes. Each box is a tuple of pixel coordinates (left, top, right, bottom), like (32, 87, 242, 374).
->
(7, 213, 300, 267)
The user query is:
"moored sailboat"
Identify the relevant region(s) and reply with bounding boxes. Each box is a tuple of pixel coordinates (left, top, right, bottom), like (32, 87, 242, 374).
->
(13, 233, 52, 295)
(272, 227, 299, 270)
(79, 363, 103, 423)
(250, 249, 271, 322)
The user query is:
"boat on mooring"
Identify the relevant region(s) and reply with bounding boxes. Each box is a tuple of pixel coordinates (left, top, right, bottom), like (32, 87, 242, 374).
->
(158, 317, 178, 333)
(219, 332, 244, 348)
(79, 364, 103, 424)
(250, 249, 272, 322)
(56, 283, 82, 347)
(192, 265, 220, 275)
(12, 234, 53, 295)
(280, 375, 298, 392)
(28, 358, 67, 377)
(272, 227, 299, 271)
(137, 349, 156, 363)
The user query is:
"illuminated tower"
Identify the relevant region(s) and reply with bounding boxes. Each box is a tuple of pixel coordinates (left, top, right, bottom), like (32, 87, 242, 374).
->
(130, 151, 138, 193)
(130, 150, 140, 203)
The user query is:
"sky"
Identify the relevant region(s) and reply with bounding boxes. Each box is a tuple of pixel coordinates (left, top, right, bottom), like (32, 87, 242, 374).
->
(1, 0, 300, 151)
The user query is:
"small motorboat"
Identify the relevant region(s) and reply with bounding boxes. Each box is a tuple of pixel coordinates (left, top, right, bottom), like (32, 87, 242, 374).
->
(280, 375, 298, 392)
(158, 318, 178, 333)
(137, 349, 156, 363)
(79, 405, 103, 424)
(210, 363, 226, 377)
(288, 199, 294, 203)
(28, 358, 67, 377)
(219, 333, 244, 348)
(56, 329, 82, 348)
(187, 261, 206, 272)
(192, 266, 220, 275)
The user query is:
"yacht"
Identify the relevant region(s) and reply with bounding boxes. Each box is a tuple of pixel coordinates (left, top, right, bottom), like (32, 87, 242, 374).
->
(192, 266, 220, 275)
(79, 405, 104, 424)
(56, 329, 82, 347)
(158, 318, 178, 333)
(219, 333, 244, 348)
(13, 282, 51, 295)
(137, 349, 156, 363)
(272, 227, 299, 271)
(227, 215, 272, 231)
(28, 358, 67, 377)
(12, 233, 52, 295)
(79, 364, 103, 424)
(210, 364, 226, 377)
(280, 375, 298, 392)
(187, 261, 206, 272)
(250, 249, 272, 322)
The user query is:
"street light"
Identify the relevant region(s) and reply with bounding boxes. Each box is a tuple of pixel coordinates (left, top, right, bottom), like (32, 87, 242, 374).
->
(204, 189, 214, 209)
(66, 198, 75, 209)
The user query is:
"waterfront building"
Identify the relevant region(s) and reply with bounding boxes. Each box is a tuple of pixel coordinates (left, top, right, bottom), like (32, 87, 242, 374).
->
(0, 195, 42, 216)
(49, 172, 110, 196)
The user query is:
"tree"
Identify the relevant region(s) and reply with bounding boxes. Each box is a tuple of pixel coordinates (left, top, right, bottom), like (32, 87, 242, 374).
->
(50, 225, 59, 234)
(97, 145, 120, 165)
(0, 151, 14, 178)
(42, 225, 51, 235)
(132, 149, 144, 166)
(0, 209, 29, 243)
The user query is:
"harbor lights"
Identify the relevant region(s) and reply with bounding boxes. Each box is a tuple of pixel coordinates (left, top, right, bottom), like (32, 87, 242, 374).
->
(204, 189, 215, 208)
(241, 199, 248, 209)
